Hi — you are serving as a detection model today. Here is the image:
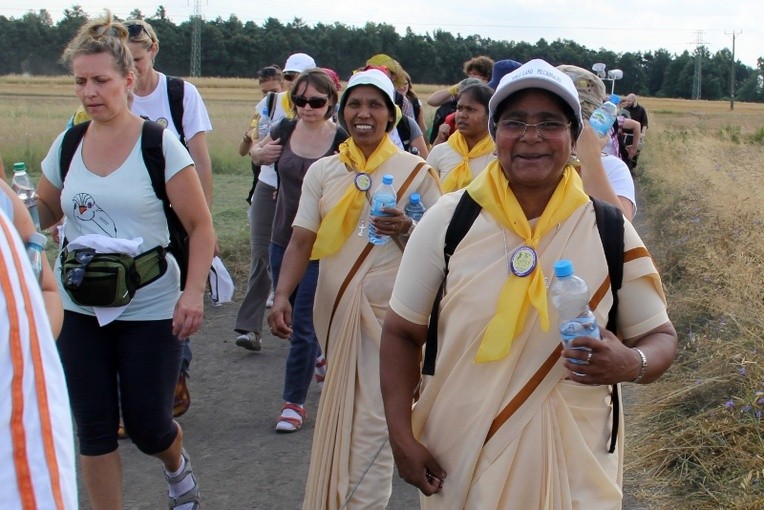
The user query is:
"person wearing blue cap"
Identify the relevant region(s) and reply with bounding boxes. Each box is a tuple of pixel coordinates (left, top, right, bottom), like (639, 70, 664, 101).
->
(381, 58, 677, 509)
(486, 58, 523, 90)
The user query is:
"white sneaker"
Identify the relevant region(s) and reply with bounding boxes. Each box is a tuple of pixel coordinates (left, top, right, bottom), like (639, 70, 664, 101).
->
(235, 332, 262, 351)
(266, 291, 274, 308)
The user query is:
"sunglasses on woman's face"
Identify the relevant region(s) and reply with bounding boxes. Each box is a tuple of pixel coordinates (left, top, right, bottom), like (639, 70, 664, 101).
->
(292, 95, 329, 108)
(125, 23, 152, 40)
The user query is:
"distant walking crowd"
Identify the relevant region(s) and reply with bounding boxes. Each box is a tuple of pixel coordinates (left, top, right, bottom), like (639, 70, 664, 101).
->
(1, 11, 672, 510)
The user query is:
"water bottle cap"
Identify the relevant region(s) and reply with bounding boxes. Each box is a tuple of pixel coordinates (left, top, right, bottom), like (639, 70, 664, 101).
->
(29, 232, 48, 249)
(382, 174, 394, 185)
(608, 94, 621, 105)
(409, 193, 420, 204)
(553, 259, 574, 278)
(13, 162, 26, 172)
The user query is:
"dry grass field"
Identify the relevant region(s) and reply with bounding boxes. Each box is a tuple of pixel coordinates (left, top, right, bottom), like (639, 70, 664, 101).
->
(625, 100, 764, 508)
(3, 74, 764, 508)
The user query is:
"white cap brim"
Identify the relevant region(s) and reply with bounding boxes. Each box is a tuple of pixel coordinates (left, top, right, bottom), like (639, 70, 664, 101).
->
(488, 59, 582, 140)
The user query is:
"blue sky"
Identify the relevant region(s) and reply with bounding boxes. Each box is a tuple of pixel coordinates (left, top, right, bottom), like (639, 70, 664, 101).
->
(3, 0, 762, 68)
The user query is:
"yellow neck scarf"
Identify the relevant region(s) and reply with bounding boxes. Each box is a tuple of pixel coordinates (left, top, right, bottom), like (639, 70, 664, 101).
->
(441, 131, 495, 193)
(310, 134, 399, 260)
(466, 161, 589, 363)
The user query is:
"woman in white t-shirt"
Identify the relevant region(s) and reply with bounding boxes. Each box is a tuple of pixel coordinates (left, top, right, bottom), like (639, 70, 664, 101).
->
(123, 19, 215, 414)
(123, 18, 213, 207)
(35, 13, 214, 510)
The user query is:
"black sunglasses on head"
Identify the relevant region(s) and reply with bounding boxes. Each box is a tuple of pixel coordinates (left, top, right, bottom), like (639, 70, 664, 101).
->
(292, 95, 329, 108)
(125, 23, 152, 41)
(258, 67, 281, 80)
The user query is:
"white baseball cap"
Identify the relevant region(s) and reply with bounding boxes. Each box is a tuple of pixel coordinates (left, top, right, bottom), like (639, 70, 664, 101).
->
(488, 58, 582, 140)
(283, 53, 316, 73)
(338, 69, 397, 132)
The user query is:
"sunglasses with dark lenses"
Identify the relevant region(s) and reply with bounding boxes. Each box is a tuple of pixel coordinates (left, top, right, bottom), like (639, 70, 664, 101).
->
(292, 95, 329, 109)
(126, 23, 152, 41)
(283, 72, 299, 81)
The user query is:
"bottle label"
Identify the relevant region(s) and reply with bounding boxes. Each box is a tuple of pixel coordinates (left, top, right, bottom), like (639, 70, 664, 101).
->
(371, 195, 396, 216)
(560, 315, 600, 365)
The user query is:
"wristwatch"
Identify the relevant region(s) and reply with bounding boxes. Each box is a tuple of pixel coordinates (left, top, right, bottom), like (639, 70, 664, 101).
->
(405, 219, 418, 238)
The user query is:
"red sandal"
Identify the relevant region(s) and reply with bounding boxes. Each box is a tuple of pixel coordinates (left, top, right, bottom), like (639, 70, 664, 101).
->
(275, 403, 306, 433)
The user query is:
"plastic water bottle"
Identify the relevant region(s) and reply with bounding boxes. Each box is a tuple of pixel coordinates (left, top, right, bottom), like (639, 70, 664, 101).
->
(549, 259, 600, 364)
(11, 162, 41, 230)
(258, 104, 271, 140)
(404, 193, 426, 222)
(402, 193, 426, 240)
(26, 232, 47, 284)
(588, 94, 621, 137)
(367, 174, 397, 246)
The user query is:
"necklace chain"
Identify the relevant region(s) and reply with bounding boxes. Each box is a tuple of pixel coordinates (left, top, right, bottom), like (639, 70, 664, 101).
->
(501, 228, 511, 276)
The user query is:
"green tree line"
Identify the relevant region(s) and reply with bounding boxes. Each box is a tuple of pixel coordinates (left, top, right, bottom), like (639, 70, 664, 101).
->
(2, 6, 763, 102)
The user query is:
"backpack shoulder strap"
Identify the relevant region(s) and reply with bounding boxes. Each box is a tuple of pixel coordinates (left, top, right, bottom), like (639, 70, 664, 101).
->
(276, 118, 298, 144)
(590, 196, 625, 455)
(59, 120, 91, 181)
(331, 127, 349, 153)
(422, 190, 482, 375)
(141, 120, 169, 205)
(265, 91, 277, 118)
(591, 197, 624, 333)
(396, 117, 412, 152)
(412, 97, 421, 122)
(166, 75, 186, 146)
(271, 118, 299, 190)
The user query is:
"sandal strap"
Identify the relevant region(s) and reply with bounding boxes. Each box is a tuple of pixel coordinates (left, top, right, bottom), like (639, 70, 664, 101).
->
(166, 449, 200, 509)
(165, 450, 194, 485)
(282, 403, 306, 419)
(168, 486, 201, 509)
(277, 416, 303, 429)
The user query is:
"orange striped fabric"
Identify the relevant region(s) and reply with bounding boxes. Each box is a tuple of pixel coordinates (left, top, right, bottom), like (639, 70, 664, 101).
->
(0, 217, 64, 510)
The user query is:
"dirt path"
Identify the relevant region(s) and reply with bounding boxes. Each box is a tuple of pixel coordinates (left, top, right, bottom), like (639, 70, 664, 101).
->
(73, 295, 651, 509)
(74, 299, 420, 509)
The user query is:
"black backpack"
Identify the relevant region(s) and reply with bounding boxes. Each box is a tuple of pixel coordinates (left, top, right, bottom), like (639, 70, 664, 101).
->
(59, 120, 191, 290)
(428, 99, 457, 145)
(422, 191, 625, 453)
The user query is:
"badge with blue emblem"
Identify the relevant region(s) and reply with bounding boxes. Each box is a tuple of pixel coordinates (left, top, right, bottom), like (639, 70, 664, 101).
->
(510, 246, 537, 277)
(354, 173, 372, 192)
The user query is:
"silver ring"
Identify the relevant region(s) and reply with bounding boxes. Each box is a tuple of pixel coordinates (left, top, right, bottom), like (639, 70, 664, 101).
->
(586, 351, 593, 363)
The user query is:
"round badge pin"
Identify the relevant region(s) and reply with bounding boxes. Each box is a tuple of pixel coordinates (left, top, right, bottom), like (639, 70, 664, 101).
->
(510, 246, 537, 277)
(354, 173, 372, 192)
